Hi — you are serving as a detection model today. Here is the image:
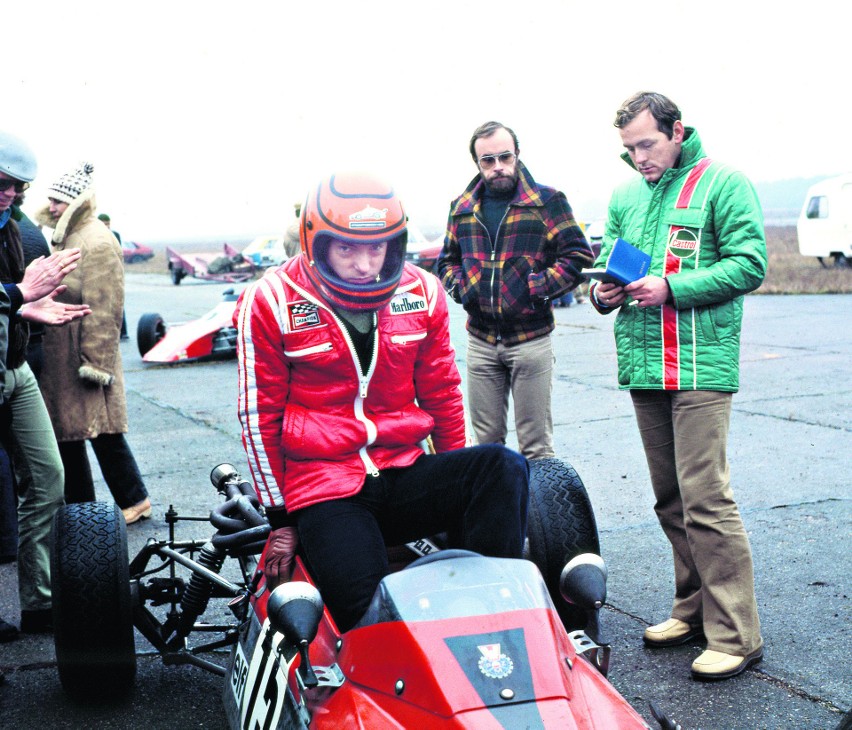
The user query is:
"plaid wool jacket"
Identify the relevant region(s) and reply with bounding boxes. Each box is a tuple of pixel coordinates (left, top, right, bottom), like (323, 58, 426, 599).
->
(437, 162, 592, 345)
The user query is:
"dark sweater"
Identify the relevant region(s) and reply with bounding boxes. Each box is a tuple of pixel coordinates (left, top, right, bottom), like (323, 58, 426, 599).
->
(480, 187, 513, 245)
(0, 218, 29, 369)
(13, 208, 49, 343)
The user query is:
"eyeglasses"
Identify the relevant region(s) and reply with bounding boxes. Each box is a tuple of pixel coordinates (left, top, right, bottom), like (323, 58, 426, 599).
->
(478, 152, 516, 170)
(0, 179, 28, 193)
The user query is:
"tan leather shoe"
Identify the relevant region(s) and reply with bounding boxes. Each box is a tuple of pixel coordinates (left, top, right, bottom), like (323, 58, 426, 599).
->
(643, 618, 705, 647)
(122, 498, 152, 525)
(691, 647, 763, 681)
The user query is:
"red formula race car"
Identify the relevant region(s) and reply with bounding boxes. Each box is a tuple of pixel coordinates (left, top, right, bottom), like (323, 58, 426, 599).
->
(49, 460, 680, 729)
(136, 288, 240, 364)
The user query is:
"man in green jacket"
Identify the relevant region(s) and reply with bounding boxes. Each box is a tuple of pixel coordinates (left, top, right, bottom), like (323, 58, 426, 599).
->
(591, 92, 765, 681)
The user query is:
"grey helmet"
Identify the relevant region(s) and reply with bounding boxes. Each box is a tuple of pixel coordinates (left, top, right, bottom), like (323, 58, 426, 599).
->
(0, 131, 37, 183)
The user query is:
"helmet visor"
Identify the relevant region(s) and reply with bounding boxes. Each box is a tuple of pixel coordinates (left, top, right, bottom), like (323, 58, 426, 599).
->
(311, 230, 407, 309)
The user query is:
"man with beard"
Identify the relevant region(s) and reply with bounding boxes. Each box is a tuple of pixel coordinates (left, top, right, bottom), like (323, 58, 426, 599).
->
(437, 121, 592, 459)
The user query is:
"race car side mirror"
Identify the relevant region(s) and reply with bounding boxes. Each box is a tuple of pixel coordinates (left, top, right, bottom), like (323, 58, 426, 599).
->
(559, 553, 607, 610)
(559, 553, 609, 646)
(267, 582, 324, 688)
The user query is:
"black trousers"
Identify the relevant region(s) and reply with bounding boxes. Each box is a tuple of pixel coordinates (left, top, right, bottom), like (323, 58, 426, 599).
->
(294, 444, 529, 632)
(60, 434, 148, 508)
(0, 443, 16, 561)
(0, 402, 16, 560)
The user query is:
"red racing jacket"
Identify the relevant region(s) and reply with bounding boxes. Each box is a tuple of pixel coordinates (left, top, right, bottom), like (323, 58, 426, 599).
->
(235, 256, 467, 512)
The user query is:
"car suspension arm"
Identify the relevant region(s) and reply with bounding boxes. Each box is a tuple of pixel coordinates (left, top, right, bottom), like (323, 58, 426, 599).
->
(155, 544, 244, 596)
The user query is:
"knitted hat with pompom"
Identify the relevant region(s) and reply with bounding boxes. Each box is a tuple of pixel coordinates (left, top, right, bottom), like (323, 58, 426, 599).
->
(48, 162, 94, 204)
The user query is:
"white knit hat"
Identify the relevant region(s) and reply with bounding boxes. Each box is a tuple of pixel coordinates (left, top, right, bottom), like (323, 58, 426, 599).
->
(48, 162, 94, 204)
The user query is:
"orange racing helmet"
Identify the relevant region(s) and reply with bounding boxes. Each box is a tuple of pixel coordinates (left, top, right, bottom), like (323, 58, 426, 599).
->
(300, 172, 407, 311)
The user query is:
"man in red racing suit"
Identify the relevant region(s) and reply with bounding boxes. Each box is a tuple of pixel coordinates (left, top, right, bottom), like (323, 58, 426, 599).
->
(236, 172, 529, 631)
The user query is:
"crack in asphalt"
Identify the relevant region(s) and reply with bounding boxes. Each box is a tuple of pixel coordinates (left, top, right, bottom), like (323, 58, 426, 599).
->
(126, 387, 237, 438)
(751, 671, 848, 716)
(0, 660, 56, 673)
(599, 498, 847, 535)
(734, 407, 850, 431)
(550, 384, 850, 431)
(601, 604, 848, 716)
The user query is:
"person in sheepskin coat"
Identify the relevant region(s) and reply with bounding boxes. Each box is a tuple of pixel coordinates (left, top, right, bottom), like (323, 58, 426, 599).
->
(35, 162, 151, 524)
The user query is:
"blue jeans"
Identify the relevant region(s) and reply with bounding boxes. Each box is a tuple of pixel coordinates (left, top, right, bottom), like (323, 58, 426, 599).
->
(295, 444, 529, 632)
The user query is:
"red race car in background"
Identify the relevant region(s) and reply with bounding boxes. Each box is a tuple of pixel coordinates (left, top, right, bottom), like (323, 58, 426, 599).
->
(136, 288, 240, 364)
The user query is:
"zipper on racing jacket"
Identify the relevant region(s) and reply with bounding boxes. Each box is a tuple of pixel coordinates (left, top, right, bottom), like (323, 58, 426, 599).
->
(474, 208, 510, 342)
(278, 274, 382, 477)
(328, 309, 381, 477)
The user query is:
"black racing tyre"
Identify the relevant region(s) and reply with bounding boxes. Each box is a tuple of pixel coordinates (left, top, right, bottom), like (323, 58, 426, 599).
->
(51, 502, 136, 698)
(137, 312, 167, 356)
(170, 265, 186, 285)
(526, 457, 601, 632)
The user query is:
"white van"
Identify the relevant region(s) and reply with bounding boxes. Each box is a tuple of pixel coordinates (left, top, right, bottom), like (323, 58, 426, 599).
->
(796, 174, 852, 267)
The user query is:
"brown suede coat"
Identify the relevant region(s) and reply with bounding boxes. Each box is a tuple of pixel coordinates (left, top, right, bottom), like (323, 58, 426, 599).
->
(35, 189, 128, 440)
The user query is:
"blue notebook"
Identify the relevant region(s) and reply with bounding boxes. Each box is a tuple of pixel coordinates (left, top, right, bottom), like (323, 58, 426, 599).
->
(581, 238, 651, 286)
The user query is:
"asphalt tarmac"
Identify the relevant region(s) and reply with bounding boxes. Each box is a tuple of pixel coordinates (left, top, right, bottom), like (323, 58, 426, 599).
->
(0, 272, 849, 729)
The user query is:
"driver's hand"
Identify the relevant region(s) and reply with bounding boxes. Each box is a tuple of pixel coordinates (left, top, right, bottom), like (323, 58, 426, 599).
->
(264, 526, 299, 589)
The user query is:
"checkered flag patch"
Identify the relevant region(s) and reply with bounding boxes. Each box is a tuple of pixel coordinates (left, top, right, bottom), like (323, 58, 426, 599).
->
(291, 302, 318, 316)
(288, 300, 322, 330)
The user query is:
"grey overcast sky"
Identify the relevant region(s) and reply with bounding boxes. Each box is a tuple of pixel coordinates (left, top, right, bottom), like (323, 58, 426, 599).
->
(6, 0, 848, 242)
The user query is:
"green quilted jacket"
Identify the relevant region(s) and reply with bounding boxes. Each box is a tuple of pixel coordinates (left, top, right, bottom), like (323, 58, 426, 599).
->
(596, 128, 766, 392)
